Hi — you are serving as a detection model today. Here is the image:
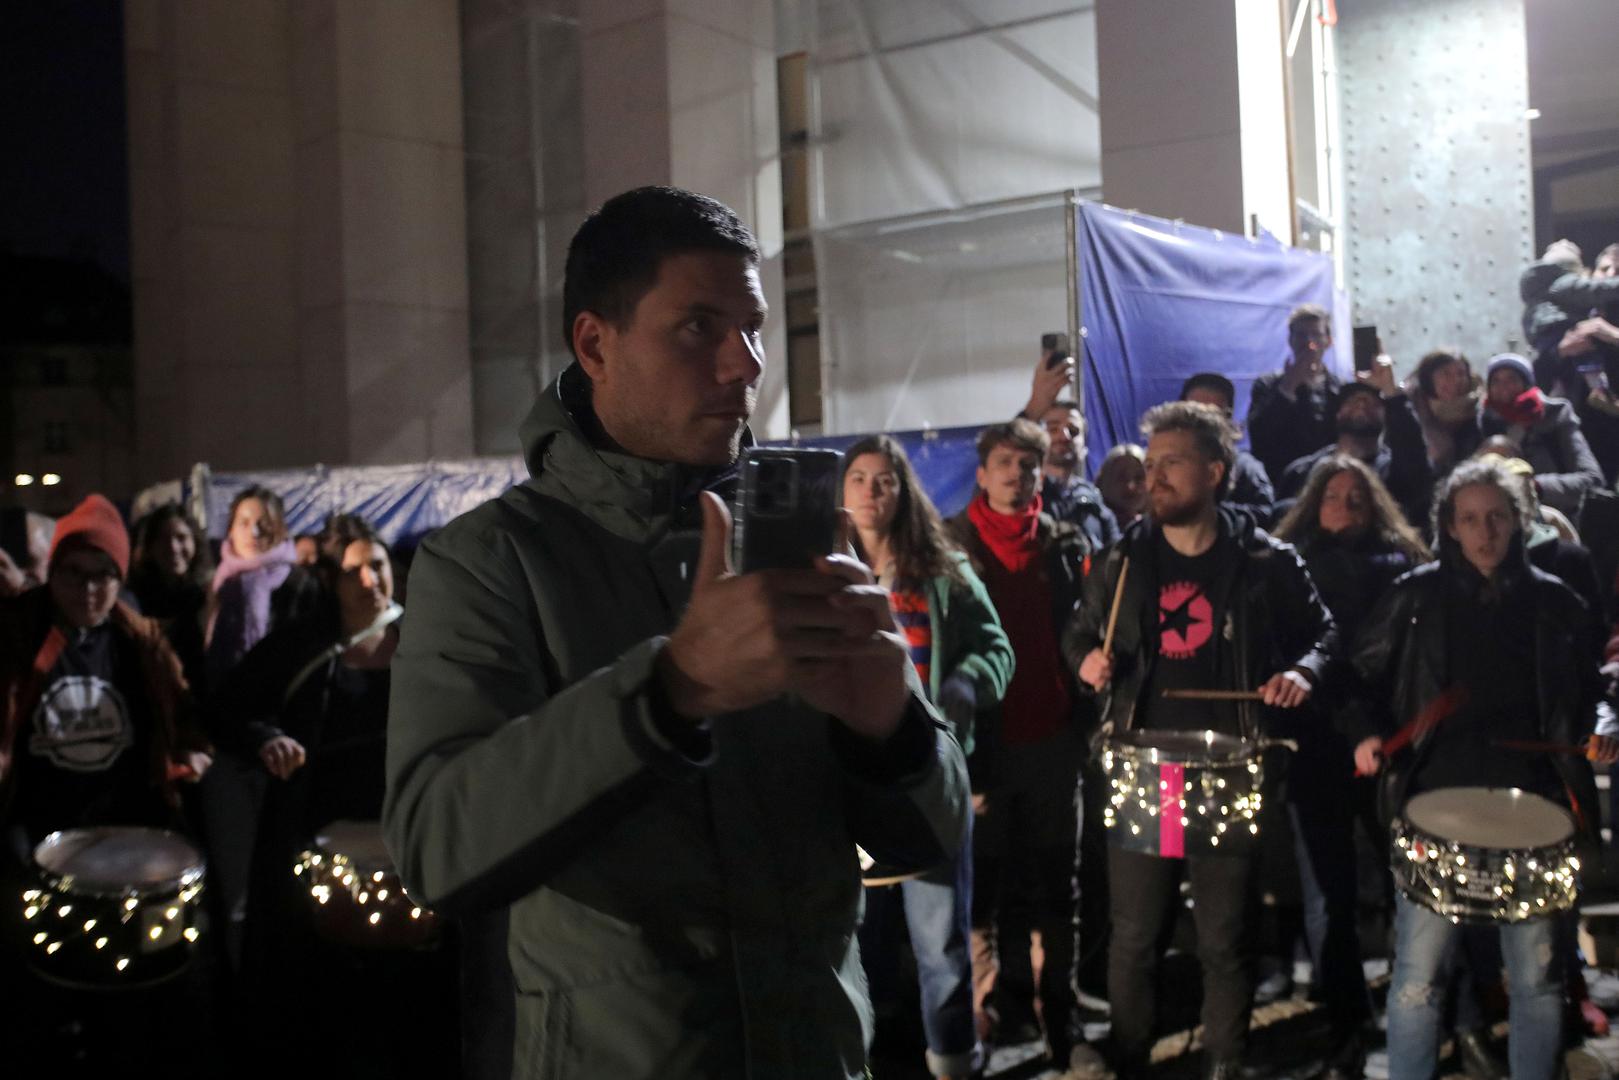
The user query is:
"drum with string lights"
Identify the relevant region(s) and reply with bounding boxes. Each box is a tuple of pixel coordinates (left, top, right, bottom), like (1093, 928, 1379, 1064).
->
(22, 827, 205, 988)
(1102, 729, 1269, 857)
(295, 820, 437, 949)
(1392, 787, 1579, 924)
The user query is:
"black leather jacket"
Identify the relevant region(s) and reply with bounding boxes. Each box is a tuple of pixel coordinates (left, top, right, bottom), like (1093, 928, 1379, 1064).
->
(1063, 507, 1337, 749)
(1349, 537, 1615, 835)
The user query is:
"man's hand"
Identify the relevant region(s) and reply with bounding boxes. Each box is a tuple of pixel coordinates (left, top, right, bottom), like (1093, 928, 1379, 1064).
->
(182, 751, 212, 781)
(259, 735, 306, 780)
(1353, 736, 1384, 776)
(1279, 353, 1321, 396)
(658, 494, 911, 740)
(1078, 648, 1114, 691)
(1357, 352, 1398, 396)
(1259, 669, 1312, 708)
(1589, 734, 1619, 766)
(1023, 353, 1076, 420)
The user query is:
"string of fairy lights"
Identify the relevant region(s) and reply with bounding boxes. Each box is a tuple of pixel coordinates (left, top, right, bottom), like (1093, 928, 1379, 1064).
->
(293, 846, 433, 931)
(22, 878, 203, 976)
(1392, 828, 1579, 924)
(1101, 746, 1264, 849)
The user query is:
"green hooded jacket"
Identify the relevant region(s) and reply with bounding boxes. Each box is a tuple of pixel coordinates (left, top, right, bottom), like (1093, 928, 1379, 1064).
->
(383, 367, 970, 1079)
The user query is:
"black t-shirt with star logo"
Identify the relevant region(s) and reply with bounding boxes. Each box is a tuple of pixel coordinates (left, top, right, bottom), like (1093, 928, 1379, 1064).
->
(13, 622, 163, 846)
(1141, 536, 1238, 736)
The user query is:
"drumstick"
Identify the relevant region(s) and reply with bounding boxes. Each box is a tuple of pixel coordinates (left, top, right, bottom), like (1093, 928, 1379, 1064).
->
(1494, 737, 1598, 760)
(1160, 689, 1265, 702)
(1101, 557, 1131, 656)
(1356, 685, 1469, 777)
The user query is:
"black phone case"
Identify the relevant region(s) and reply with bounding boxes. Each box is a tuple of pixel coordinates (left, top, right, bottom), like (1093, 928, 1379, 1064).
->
(734, 448, 842, 572)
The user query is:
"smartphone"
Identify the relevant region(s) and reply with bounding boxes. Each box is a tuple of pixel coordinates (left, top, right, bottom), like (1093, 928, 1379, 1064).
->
(735, 448, 842, 572)
(1041, 331, 1072, 369)
(1352, 325, 1380, 373)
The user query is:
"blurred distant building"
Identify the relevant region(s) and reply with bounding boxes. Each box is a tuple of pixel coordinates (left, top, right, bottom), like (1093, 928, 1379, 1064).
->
(0, 253, 135, 515)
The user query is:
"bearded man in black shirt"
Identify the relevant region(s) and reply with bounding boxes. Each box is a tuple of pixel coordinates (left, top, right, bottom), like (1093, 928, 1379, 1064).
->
(1068, 402, 1337, 1080)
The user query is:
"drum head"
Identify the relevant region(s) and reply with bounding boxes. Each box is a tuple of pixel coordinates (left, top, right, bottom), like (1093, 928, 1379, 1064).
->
(1110, 728, 1251, 763)
(34, 828, 203, 893)
(314, 819, 392, 870)
(1405, 787, 1573, 849)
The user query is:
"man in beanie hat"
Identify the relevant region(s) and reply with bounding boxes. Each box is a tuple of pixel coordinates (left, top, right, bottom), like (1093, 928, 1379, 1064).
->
(1, 495, 210, 851)
(1277, 368, 1433, 527)
(1479, 352, 1603, 518)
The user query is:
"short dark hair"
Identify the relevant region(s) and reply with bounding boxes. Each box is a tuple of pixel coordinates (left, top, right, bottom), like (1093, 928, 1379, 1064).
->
(562, 186, 761, 359)
(1139, 401, 1238, 497)
(1179, 372, 1235, 409)
(975, 418, 1049, 466)
(1287, 304, 1330, 334)
(1414, 347, 1470, 399)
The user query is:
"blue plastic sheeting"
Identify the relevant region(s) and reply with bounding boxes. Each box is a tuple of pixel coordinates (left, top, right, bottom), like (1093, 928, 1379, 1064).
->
(191, 432, 980, 553)
(199, 458, 527, 549)
(771, 425, 983, 519)
(1077, 203, 1342, 476)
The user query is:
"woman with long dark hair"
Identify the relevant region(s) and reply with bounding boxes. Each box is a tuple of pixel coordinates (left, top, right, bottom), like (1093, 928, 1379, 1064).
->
(129, 503, 214, 688)
(1273, 455, 1430, 1078)
(841, 434, 1013, 1080)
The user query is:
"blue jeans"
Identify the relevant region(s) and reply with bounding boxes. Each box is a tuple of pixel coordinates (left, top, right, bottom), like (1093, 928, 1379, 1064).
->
(861, 818, 981, 1077)
(1387, 894, 1563, 1080)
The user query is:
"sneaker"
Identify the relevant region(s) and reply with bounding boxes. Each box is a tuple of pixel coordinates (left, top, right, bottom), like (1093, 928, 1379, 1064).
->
(1454, 1029, 1508, 1080)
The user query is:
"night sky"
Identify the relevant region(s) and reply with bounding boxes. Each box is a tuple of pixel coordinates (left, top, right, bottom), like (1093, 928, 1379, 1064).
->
(0, 1, 130, 284)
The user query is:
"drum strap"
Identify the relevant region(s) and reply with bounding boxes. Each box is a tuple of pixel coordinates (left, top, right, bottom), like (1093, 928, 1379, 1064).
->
(280, 603, 403, 708)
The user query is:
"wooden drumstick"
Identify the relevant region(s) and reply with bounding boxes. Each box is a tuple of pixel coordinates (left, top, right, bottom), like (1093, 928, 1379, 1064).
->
(1101, 557, 1131, 657)
(1160, 689, 1265, 702)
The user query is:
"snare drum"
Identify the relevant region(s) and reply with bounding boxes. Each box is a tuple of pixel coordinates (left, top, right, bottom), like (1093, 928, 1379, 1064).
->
(22, 827, 205, 988)
(1102, 729, 1266, 857)
(1392, 787, 1579, 924)
(295, 819, 437, 949)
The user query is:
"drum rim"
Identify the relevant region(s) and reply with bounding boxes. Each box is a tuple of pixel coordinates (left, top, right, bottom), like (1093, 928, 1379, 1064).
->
(33, 826, 206, 898)
(1106, 728, 1258, 767)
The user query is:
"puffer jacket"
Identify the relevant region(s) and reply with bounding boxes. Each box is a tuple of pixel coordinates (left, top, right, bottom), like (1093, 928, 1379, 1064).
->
(1062, 507, 1338, 747)
(1349, 535, 1616, 835)
(382, 364, 969, 1080)
(1479, 394, 1604, 518)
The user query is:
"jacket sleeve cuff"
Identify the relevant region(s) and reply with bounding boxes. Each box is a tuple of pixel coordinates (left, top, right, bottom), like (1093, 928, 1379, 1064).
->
(829, 695, 938, 787)
(616, 637, 715, 779)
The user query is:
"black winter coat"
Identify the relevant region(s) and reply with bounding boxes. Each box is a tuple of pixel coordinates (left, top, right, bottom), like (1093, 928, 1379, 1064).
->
(1349, 540, 1613, 837)
(1063, 508, 1338, 748)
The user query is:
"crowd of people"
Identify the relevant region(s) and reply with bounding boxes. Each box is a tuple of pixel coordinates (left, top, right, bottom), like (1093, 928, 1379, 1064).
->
(4, 189, 1619, 1080)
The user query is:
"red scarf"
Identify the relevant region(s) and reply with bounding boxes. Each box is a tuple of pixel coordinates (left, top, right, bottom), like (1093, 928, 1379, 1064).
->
(1490, 386, 1546, 427)
(966, 492, 1043, 572)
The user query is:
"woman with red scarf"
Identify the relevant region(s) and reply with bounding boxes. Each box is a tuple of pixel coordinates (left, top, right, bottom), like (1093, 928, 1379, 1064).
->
(1479, 353, 1603, 518)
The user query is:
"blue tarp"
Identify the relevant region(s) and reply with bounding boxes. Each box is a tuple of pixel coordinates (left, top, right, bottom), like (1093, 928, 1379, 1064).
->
(1077, 202, 1343, 476)
(195, 458, 528, 549)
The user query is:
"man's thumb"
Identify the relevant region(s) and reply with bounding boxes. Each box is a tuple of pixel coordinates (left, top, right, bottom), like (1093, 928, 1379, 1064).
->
(692, 491, 734, 584)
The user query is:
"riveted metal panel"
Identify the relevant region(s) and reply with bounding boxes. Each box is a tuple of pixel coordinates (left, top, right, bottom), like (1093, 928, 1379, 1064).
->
(1338, 0, 1534, 372)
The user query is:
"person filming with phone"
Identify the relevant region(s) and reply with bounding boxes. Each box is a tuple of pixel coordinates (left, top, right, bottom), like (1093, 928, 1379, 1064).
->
(382, 186, 969, 1080)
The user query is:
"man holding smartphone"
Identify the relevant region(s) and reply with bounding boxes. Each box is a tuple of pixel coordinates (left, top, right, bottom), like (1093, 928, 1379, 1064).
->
(383, 187, 969, 1080)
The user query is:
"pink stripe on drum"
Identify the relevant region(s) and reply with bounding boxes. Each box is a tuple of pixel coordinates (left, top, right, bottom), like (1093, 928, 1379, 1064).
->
(1159, 763, 1185, 859)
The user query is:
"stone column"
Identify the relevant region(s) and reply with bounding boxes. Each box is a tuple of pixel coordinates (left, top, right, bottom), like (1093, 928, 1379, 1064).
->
(124, 0, 473, 478)
(1095, 0, 1292, 240)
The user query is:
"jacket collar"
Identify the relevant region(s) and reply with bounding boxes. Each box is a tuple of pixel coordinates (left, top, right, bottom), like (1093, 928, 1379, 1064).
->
(518, 364, 747, 543)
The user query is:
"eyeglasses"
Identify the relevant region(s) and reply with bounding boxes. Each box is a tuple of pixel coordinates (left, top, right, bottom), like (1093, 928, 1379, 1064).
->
(54, 565, 119, 587)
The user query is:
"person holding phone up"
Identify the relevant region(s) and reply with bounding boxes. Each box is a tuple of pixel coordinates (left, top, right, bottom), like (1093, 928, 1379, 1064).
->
(381, 187, 969, 1080)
